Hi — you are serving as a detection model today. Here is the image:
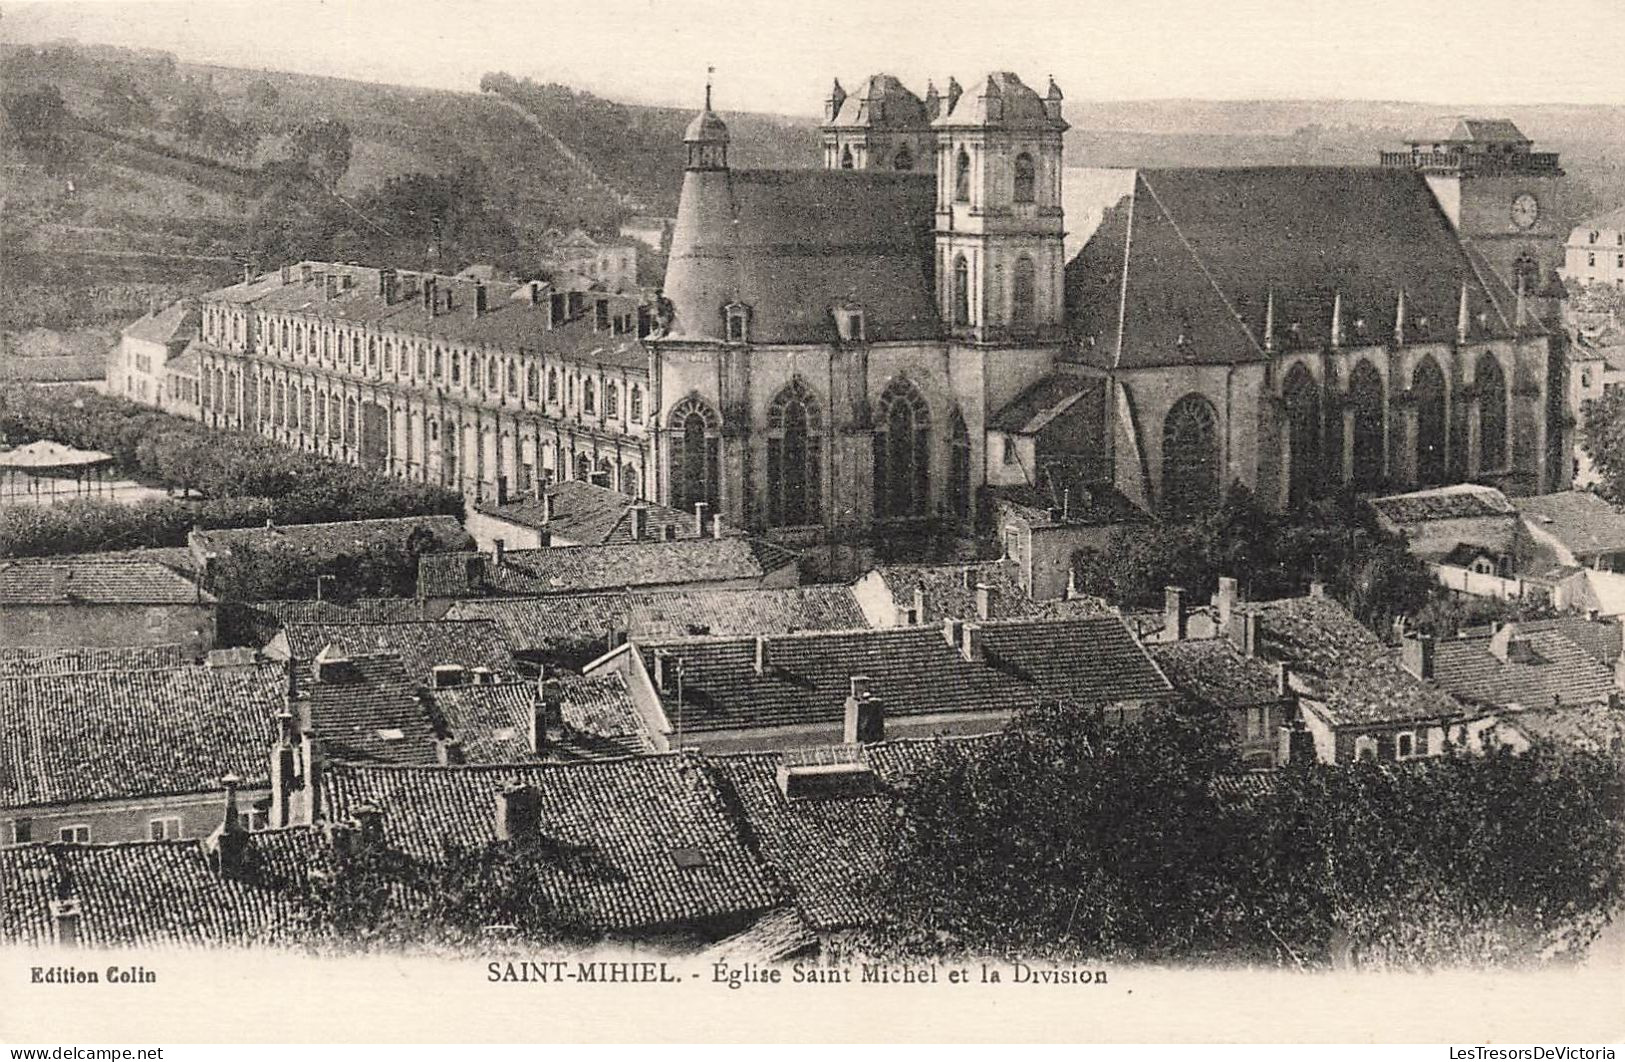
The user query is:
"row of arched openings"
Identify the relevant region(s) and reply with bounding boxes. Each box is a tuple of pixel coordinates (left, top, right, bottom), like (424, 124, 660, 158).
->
(950, 254, 1037, 330)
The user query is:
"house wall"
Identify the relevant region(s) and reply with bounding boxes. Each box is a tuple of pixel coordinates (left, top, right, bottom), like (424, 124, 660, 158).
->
(0, 602, 215, 654)
(463, 510, 549, 552)
(3, 788, 271, 846)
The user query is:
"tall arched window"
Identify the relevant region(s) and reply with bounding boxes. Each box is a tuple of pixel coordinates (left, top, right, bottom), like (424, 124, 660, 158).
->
(953, 255, 970, 327)
(575, 452, 591, 482)
(432, 348, 443, 379)
(1412, 355, 1447, 486)
(583, 379, 597, 415)
(950, 408, 972, 523)
(328, 395, 342, 440)
(954, 148, 971, 202)
(840, 146, 854, 169)
(1476, 352, 1507, 471)
(547, 368, 559, 403)
(893, 145, 913, 171)
(767, 378, 822, 527)
(276, 381, 288, 426)
(1161, 393, 1220, 518)
(506, 361, 517, 394)
(316, 391, 328, 437)
(1014, 152, 1036, 204)
(874, 377, 931, 519)
(487, 359, 499, 392)
(605, 382, 620, 418)
(630, 384, 644, 423)
(621, 463, 639, 497)
(345, 397, 358, 440)
(1011, 255, 1036, 331)
(668, 395, 721, 514)
(526, 365, 540, 400)
(1283, 363, 1321, 507)
(1349, 359, 1385, 490)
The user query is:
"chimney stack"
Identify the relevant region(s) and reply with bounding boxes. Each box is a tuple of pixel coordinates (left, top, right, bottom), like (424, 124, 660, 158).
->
(630, 504, 648, 541)
(974, 582, 994, 621)
(435, 735, 465, 766)
(1401, 632, 1436, 680)
(352, 803, 385, 855)
(540, 491, 555, 525)
(913, 583, 927, 625)
(1308, 579, 1327, 599)
(207, 773, 249, 874)
(843, 675, 885, 744)
(530, 678, 564, 753)
(269, 710, 300, 829)
(694, 501, 709, 538)
(495, 781, 543, 840)
(754, 634, 768, 675)
(1215, 576, 1239, 629)
(1228, 611, 1260, 657)
(1164, 586, 1189, 641)
(473, 282, 488, 317)
(1275, 661, 1290, 696)
(492, 538, 506, 569)
(712, 514, 725, 539)
(49, 898, 82, 949)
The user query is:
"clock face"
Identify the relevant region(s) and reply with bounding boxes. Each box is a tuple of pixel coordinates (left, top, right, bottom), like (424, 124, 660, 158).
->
(1511, 193, 1539, 230)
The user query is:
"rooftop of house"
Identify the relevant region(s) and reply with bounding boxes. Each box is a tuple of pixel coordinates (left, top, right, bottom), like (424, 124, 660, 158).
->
(1499, 702, 1625, 757)
(635, 615, 1171, 735)
(1430, 624, 1621, 710)
(317, 756, 783, 933)
(222, 597, 426, 647)
(0, 663, 285, 808)
(1369, 483, 1518, 525)
(1147, 639, 1287, 710)
(471, 479, 699, 545)
(298, 651, 440, 766)
(0, 643, 195, 678)
(1244, 595, 1466, 727)
(446, 585, 868, 665)
(1406, 117, 1530, 145)
(1065, 167, 1531, 370)
(0, 558, 212, 606)
(271, 619, 516, 685)
(120, 300, 198, 347)
(989, 373, 1103, 435)
(200, 264, 650, 372)
(864, 560, 1119, 621)
(419, 537, 797, 599)
(2, 546, 198, 576)
(990, 481, 1152, 530)
(190, 515, 473, 561)
(428, 673, 652, 763)
(1573, 203, 1625, 235)
(1513, 492, 1625, 558)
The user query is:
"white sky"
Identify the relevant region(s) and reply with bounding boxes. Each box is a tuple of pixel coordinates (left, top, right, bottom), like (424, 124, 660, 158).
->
(2, 0, 1622, 114)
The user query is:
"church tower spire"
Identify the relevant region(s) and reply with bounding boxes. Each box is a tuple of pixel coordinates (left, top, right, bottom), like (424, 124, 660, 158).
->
(684, 67, 728, 171)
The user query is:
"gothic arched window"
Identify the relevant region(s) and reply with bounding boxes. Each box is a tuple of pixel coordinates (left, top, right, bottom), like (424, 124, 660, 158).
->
(1283, 363, 1321, 507)
(874, 377, 931, 519)
(1161, 393, 1220, 518)
(1011, 255, 1036, 332)
(1014, 152, 1036, 204)
(1349, 359, 1385, 490)
(1476, 352, 1507, 471)
(276, 381, 288, 426)
(893, 145, 913, 171)
(950, 408, 972, 523)
(953, 255, 970, 327)
(767, 378, 822, 527)
(668, 395, 721, 514)
(954, 148, 971, 202)
(1413, 354, 1448, 486)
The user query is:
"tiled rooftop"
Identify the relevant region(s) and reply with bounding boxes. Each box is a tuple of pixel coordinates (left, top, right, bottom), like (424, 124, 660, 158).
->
(0, 559, 212, 606)
(1148, 639, 1286, 710)
(193, 516, 472, 563)
(298, 652, 440, 766)
(429, 673, 652, 763)
(1369, 484, 1517, 524)
(1432, 626, 1621, 710)
(1501, 702, 1625, 756)
(0, 644, 195, 678)
(1514, 492, 1625, 558)
(420, 536, 797, 598)
(473, 479, 699, 546)
(866, 560, 1119, 622)
(272, 619, 516, 684)
(0, 664, 284, 807)
(224, 597, 426, 647)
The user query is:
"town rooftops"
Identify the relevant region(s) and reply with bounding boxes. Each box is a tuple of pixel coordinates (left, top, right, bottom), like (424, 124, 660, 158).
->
(472, 479, 698, 545)
(0, 558, 210, 607)
(445, 585, 867, 666)
(419, 537, 798, 598)
(1512, 492, 1625, 560)
(634, 615, 1171, 736)
(1148, 639, 1287, 710)
(989, 481, 1151, 530)
(0, 643, 195, 678)
(221, 597, 426, 647)
(1499, 702, 1625, 757)
(860, 560, 1118, 622)
(200, 263, 651, 372)
(662, 168, 938, 345)
(317, 756, 783, 933)
(121, 300, 198, 348)
(1244, 595, 1465, 727)
(429, 673, 653, 763)
(191, 515, 472, 562)
(1430, 624, 1621, 711)
(0, 663, 284, 808)
(1459, 615, 1623, 669)
(297, 651, 439, 766)
(1065, 167, 1528, 370)
(267, 619, 516, 685)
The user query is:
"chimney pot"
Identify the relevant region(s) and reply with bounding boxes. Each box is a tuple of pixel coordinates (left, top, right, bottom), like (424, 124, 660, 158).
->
(495, 781, 543, 841)
(1215, 576, 1239, 628)
(912, 583, 927, 625)
(961, 622, 983, 662)
(630, 504, 648, 541)
(711, 514, 724, 539)
(754, 634, 768, 675)
(435, 735, 465, 766)
(694, 501, 709, 538)
(1402, 632, 1437, 680)
(974, 582, 994, 621)
(1164, 585, 1189, 640)
(492, 538, 506, 568)
(49, 899, 82, 949)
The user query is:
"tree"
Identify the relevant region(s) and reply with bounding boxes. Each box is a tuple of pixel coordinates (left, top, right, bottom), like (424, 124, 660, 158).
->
(95, 73, 156, 128)
(2, 84, 76, 168)
(1581, 388, 1625, 506)
(287, 118, 353, 191)
(244, 78, 280, 110)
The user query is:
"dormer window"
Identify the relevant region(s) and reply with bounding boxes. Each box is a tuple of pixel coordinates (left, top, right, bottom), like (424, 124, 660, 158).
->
(725, 302, 751, 343)
(835, 306, 866, 343)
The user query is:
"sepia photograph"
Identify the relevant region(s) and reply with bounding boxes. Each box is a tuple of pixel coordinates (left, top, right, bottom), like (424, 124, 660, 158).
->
(0, 0, 1623, 1047)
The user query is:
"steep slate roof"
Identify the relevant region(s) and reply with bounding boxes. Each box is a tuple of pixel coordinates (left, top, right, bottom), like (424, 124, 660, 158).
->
(207, 265, 650, 373)
(0, 559, 211, 606)
(446, 585, 867, 664)
(0, 643, 194, 678)
(274, 620, 515, 684)
(0, 832, 326, 948)
(1431, 627, 1620, 710)
(430, 674, 653, 763)
(933, 72, 1065, 130)
(662, 169, 939, 344)
(827, 74, 928, 128)
(120, 300, 198, 347)
(193, 516, 472, 562)
(299, 652, 440, 766)
(1245, 595, 1466, 727)
(318, 757, 783, 932)
(639, 615, 1170, 735)
(1513, 492, 1625, 558)
(0, 664, 284, 808)
(1408, 117, 1529, 144)
(420, 537, 796, 598)
(990, 373, 1104, 435)
(1065, 167, 1525, 370)
(1148, 639, 1286, 710)
(472, 479, 698, 545)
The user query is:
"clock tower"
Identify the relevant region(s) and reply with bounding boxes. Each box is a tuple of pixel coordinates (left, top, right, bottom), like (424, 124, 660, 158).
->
(1381, 118, 1567, 318)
